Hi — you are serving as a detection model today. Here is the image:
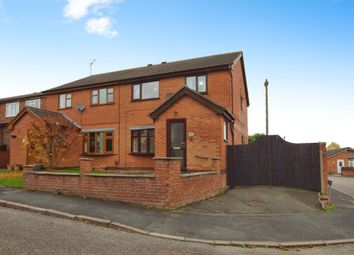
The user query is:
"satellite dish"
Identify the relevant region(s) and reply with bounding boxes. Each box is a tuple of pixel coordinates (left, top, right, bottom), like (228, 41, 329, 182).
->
(76, 104, 86, 112)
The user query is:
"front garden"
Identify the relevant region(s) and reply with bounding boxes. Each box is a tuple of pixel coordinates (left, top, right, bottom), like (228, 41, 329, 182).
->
(0, 170, 23, 188)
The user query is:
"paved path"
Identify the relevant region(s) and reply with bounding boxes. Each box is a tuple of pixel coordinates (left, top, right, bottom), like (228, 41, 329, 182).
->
(0, 186, 353, 243)
(1, 206, 354, 255)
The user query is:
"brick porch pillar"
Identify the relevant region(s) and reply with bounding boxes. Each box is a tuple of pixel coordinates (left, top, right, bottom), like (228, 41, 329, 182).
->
(80, 158, 93, 175)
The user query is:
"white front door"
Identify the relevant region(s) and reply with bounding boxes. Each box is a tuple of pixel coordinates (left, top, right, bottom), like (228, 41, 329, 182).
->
(337, 159, 345, 174)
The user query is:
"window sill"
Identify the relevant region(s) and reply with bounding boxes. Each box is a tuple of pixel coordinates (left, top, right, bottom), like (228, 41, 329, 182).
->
(129, 153, 155, 157)
(90, 102, 115, 107)
(58, 107, 72, 110)
(80, 153, 116, 157)
(131, 97, 160, 102)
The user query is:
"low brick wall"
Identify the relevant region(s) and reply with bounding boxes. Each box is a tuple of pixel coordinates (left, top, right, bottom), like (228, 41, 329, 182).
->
(23, 157, 226, 209)
(342, 167, 354, 177)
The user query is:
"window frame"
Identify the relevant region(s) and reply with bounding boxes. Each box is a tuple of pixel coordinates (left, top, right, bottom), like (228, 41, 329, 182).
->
(5, 102, 20, 117)
(349, 159, 354, 168)
(131, 81, 160, 101)
(223, 121, 228, 142)
(130, 129, 155, 155)
(185, 74, 208, 94)
(82, 131, 114, 155)
(58, 94, 72, 109)
(25, 98, 41, 109)
(91, 87, 114, 106)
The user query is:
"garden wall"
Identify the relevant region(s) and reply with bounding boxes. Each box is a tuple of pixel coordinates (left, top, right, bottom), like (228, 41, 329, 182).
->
(23, 157, 226, 209)
(342, 167, 354, 177)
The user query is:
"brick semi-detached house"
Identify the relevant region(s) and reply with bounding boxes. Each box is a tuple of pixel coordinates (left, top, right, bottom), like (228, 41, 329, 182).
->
(327, 147, 354, 175)
(0, 52, 249, 174)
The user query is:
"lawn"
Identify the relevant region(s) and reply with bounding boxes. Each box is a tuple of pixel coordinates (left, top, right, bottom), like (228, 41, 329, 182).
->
(46, 168, 80, 174)
(0, 170, 23, 188)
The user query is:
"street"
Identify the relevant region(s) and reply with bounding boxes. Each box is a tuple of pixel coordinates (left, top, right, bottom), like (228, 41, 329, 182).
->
(0, 207, 353, 255)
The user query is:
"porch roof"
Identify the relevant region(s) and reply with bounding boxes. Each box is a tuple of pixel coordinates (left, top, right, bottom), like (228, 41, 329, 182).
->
(149, 86, 235, 122)
(7, 106, 81, 130)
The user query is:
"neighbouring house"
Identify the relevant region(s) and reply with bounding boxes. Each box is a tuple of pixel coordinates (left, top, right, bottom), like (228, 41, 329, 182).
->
(327, 147, 354, 174)
(0, 92, 44, 168)
(0, 51, 249, 172)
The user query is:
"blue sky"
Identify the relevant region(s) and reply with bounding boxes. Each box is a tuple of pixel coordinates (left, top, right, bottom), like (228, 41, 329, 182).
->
(0, 0, 353, 146)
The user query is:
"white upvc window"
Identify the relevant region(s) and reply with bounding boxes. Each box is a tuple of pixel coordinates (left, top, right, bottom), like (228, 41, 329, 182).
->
(59, 93, 72, 109)
(25, 99, 41, 109)
(5, 102, 20, 117)
(349, 159, 354, 167)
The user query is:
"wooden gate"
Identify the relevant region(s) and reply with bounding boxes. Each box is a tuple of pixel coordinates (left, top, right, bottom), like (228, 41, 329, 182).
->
(227, 135, 322, 191)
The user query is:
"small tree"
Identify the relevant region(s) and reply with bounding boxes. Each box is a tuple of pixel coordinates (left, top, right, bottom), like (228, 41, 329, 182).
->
(327, 142, 340, 150)
(248, 133, 264, 144)
(23, 119, 80, 169)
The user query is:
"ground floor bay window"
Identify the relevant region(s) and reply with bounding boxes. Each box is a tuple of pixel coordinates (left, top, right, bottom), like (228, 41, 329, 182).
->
(82, 130, 113, 155)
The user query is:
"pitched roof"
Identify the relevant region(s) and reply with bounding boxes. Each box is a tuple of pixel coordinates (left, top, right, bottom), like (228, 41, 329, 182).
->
(8, 107, 80, 130)
(150, 86, 235, 122)
(328, 147, 354, 158)
(44, 51, 243, 93)
(0, 92, 43, 104)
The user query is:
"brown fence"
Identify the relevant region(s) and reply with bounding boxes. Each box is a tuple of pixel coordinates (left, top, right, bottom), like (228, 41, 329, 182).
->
(227, 135, 326, 191)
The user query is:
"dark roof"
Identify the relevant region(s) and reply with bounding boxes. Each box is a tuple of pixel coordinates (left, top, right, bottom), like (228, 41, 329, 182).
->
(328, 147, 354, 158)
(8, 106, 80, 130)
(44, 51, 243, 93)
(0, 92, 43, 104)
(150, 86, 235, 122)
(27, 106, 63, 117)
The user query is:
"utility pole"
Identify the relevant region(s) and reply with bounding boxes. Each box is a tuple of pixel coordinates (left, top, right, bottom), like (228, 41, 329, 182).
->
(265, 79, 269, 135)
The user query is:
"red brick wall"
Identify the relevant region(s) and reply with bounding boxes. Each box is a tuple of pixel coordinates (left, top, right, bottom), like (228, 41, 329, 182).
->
(342, 167, 354, 177)
(231, 60, 248, 144)
(0, 151, 9, 168)
(24, 158, 226, 208)
(320, 143, 329, 194)
(154, 96, 230, 171)
(327, 150, 354, 174)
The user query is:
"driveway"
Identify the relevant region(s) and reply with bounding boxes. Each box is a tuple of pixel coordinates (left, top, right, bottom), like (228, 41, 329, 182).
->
(329, 175, 354, 197)
(176, 186, 320, 215)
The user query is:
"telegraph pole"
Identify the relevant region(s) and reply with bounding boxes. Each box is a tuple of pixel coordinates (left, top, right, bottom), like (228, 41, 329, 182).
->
(265, 79, 269, 135)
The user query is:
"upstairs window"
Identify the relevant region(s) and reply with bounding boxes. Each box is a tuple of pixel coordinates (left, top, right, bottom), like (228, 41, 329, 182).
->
(186, 75, 207, 93)
(131, 129, 155, 154)
(25, 99, 41, 109)
(92, 88, 114, 105)
(132, 81, 159, 101)
(83, 131, 113, 155)
(59, 94, 72, 109)
(5, 102, 20, 117)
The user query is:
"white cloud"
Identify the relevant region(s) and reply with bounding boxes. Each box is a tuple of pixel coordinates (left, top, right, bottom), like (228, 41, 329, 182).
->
(85, 17, 117, 38)
(63, 0, 122, 38)
(64, 0, 116, 20)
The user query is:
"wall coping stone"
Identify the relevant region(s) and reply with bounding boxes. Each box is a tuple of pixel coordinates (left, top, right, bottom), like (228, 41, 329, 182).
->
(79, 158, 93, 161)
(35, 172, 80, 176)
(153, 157, 182, 160)
(181, 171, 217, 177)
(86, 173, 155, 178)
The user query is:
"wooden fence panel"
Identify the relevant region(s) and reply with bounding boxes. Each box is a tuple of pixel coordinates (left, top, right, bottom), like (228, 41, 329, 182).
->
(227, 135, 321, 191)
